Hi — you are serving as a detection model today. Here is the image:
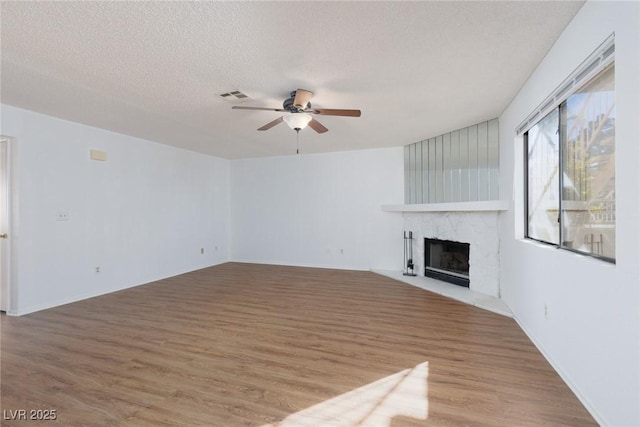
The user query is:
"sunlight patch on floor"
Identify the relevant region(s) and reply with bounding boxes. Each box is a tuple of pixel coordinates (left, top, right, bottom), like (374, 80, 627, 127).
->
(263, 362, 429, 427)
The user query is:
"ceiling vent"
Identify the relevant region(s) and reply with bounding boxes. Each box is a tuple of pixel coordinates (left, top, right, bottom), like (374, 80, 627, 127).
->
(219, 90, 250, 102)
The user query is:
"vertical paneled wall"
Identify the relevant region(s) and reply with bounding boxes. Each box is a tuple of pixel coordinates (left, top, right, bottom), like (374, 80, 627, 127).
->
(404, 118, 499, 204)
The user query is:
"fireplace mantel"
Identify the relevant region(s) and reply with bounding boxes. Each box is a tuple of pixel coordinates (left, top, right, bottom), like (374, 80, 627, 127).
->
(381, 200, 508, 213)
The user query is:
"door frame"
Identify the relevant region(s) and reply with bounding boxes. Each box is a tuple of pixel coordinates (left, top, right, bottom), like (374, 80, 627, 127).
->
(1, 135, 13, 313)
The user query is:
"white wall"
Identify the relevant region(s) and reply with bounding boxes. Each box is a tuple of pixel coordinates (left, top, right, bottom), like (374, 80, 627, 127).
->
(1, 105, 230, 315)
(230, 148, 404, 271)
(499, 2, 639, 426)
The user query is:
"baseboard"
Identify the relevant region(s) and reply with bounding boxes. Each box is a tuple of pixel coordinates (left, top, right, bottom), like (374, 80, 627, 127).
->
(513, 315, 606, 426)
(229, 259, 370, 272)
(8, 261, 229, 316)
(9, 283, 144, 316)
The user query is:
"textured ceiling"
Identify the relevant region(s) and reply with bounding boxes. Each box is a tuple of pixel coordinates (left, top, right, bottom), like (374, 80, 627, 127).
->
(1, 1, 583, 159)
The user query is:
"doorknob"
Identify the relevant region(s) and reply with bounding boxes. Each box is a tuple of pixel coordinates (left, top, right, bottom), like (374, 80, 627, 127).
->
(0, 233, 7, 239)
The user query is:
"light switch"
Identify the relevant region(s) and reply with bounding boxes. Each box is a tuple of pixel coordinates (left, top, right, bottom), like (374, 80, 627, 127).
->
(56, 211, 69, 221)
(90, 150, 107, 161)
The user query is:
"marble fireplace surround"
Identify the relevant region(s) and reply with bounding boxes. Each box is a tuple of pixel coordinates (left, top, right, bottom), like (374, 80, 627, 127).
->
(382, 201, 508, 298)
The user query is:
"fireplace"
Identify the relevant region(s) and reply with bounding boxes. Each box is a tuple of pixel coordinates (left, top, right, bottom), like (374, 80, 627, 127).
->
(424, 238, 470, 287)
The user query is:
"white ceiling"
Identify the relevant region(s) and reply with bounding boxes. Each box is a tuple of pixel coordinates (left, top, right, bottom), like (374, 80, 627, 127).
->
(1, 1, 583, 159)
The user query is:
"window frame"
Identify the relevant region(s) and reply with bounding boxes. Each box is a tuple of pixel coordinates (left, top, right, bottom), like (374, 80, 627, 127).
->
(521, 36, 616, 264)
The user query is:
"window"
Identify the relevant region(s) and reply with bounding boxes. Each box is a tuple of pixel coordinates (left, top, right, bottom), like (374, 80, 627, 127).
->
(525, 63, 615, 262)
(526, 108, 560, 245)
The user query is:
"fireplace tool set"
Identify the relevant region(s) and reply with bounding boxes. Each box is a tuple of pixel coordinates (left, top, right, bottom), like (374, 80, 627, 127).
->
(403, 231, 417, 276)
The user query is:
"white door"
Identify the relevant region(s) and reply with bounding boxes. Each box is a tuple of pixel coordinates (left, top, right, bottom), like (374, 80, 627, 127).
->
(0, 136, 9, 312)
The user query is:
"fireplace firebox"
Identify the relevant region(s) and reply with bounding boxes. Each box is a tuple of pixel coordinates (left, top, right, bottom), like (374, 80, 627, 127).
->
(424, 238, 470, 287)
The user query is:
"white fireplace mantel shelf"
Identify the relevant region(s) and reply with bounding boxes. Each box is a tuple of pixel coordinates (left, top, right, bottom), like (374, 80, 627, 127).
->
(381, 200, 509, 213)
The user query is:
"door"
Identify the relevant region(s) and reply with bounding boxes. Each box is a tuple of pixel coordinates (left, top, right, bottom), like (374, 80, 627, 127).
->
(1, 136, 9, 312)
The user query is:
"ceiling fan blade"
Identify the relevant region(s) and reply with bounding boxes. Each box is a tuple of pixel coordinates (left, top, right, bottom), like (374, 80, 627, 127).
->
(258, 116, 284, 131)
(293, 89, 313, 108)
(308, 118, 328, 134)
(313, 108, 361, 117)
(232, 106, 286, 112)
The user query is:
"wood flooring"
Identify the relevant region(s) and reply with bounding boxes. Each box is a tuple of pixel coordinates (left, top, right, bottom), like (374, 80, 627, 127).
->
(1, 263, 596, 426)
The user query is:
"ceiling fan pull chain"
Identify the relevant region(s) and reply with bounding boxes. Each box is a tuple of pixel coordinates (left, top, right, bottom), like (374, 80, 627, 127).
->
(296, 129, 300, 154)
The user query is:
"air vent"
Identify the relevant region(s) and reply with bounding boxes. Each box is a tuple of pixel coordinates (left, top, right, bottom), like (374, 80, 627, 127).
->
(219, 90, 250, 102)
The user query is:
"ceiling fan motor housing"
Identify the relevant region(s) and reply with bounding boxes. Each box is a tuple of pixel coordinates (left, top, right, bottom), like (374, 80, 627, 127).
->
(283, 91, 311, 112)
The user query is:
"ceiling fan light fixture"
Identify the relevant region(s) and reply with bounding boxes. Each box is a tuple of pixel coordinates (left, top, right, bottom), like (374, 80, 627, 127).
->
(283, 113, 312, 130)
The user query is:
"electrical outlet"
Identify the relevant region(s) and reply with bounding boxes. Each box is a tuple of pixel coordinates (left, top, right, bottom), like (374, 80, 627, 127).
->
(96, 266, 100, 273)
(56, 211, 70, 221)
(544, 304, 548, 319)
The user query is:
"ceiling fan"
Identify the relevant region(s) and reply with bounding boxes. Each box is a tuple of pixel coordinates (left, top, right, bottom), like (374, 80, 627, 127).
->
(232, 89, 361, 134)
